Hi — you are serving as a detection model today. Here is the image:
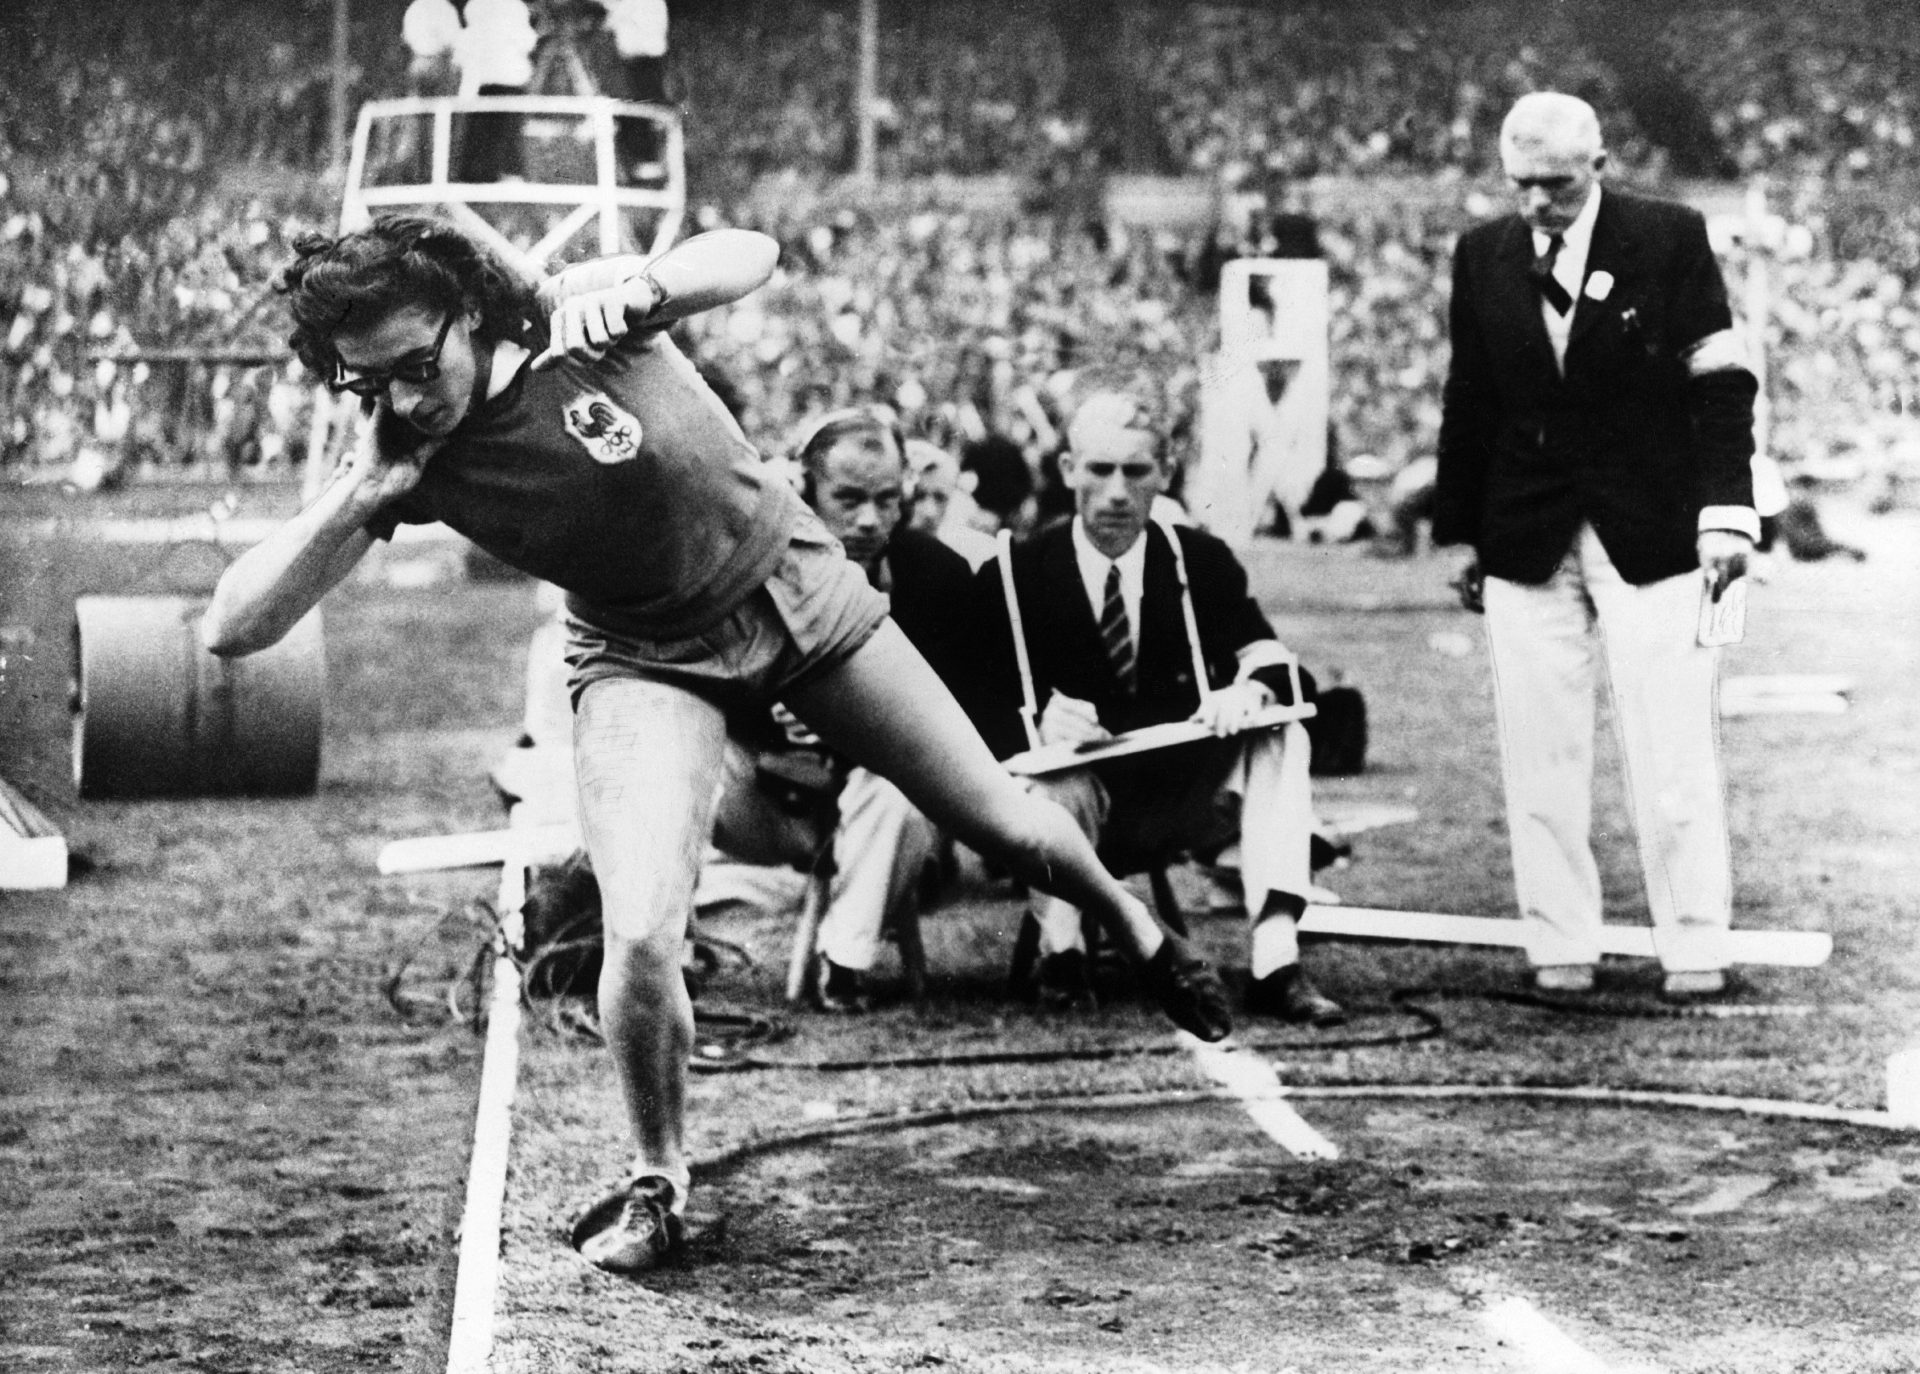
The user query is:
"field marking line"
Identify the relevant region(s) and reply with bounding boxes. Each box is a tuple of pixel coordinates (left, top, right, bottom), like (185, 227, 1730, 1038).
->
(445, 856, 528, 1374)
(1479, 1294, 1630, 1374)
(1179, 1033, 1340, 1160)
(1290, 1082, 1909, 1131)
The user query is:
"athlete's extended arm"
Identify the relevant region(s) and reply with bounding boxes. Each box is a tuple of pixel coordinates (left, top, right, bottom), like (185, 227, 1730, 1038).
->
(533, 229, 780, 368)
(201, 409, 442, 656)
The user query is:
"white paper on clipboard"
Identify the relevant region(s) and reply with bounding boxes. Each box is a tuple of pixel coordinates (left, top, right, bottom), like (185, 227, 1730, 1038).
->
(1002, 702, 1316, 778)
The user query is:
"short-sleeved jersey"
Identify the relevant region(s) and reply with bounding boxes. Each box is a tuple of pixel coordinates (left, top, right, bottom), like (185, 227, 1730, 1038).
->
(371, 329, 802, 641)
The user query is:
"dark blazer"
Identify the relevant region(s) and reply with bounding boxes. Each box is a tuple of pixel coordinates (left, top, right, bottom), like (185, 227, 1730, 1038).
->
(1433, 188, 1757, 586)
(882, 525, 979, 692)
(971, 520, 1302, 761)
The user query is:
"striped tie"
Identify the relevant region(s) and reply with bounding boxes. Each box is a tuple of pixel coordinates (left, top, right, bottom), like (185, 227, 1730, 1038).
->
(1100, 563, 1136, 694)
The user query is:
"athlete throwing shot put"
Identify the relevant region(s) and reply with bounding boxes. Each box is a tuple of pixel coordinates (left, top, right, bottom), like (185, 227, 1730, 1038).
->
(201, 215, 1231, 1275)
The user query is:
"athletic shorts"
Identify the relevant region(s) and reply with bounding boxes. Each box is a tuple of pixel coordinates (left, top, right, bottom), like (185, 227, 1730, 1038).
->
(562, 510, 890, 711)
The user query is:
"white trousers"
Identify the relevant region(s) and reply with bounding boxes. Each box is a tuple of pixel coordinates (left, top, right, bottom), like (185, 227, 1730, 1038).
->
(693, 761, 938, 974)
(1029, 721, 1314, 962)
(1190, 357, 1329, 551)
(816, 768, 939, 971)
(1483, 525, 1732, 972)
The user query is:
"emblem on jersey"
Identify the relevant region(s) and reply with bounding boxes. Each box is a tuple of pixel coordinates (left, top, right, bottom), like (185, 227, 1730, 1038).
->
(562, 391, 643, 464)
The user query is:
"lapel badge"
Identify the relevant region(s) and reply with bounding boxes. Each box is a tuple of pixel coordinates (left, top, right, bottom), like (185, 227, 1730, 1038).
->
(1584, 270, 1615, 302)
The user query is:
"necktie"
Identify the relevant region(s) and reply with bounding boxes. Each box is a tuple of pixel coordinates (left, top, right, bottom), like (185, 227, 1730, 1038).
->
(1099, 563, 1136, 694)
(1531, 233, 1574, 316)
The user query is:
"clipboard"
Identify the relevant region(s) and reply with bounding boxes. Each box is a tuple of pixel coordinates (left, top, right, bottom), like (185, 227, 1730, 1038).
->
(1002, 701, 1316, 778)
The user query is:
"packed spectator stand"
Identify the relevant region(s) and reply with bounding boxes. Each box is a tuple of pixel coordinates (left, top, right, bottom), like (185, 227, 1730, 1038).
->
(4, 0, 1918, 516)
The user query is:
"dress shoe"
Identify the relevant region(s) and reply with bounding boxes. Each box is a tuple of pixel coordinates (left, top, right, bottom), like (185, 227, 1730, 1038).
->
(1661, 969, 1727, 1001)
(1009, 911, 1099, 1011)
(1142, 936, 1233, 1041)
(1034, 948, 1099, 1013)
(1245, 965, 1347, 1027)
(1532, 964, 1595, 994)
(812, 955, 872, 1014)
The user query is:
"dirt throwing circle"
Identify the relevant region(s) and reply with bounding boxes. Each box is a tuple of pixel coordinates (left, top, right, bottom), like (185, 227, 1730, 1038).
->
(626, 1096, 1920, 1373)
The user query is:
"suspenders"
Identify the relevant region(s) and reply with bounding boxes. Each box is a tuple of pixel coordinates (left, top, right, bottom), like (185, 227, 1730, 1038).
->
(995, 528, 1044, 751)
(994, 522, 1217, 736)
(1157, 516, 1216, 709)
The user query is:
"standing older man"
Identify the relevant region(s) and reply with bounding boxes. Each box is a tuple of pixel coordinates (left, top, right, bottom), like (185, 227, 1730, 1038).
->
(1435, 92, 1759, 999)
(974, 392, 1340, 1025)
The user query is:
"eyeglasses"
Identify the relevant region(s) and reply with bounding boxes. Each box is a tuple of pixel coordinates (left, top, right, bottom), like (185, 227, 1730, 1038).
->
(329, 311, 457, 398)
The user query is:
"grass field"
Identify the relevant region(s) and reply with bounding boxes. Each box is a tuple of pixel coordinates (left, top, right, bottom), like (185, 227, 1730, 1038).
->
(2, 484, 1918, 1371)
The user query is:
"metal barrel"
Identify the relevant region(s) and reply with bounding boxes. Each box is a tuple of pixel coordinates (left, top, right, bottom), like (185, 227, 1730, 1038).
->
(72, 596, 324, 799)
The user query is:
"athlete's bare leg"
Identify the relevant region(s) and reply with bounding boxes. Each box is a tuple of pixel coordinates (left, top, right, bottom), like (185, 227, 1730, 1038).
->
(571, 675, 730, 1195)
(784, 621, 1166, 960)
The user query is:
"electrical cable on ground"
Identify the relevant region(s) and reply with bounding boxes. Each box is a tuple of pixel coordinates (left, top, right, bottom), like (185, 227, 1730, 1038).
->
(453, 884, 1872, 1156)
(690, 1079, 1917, 1189)
(500, 982, 1818, 1073)
(460, 895, 1825, 1068)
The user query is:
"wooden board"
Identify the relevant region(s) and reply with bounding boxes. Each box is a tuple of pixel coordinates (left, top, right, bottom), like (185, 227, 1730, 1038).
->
(1299, 905, 1832, 968)
(1315, 801, 1420, 839)
(1721, 674, 1855, 697)
(0, 774, 67, 890)
(1721, 693, 1848, 718)
(1721, 674, 1854, 718)
(1002, 703, 1316, 778)
(376, 823, 581, 876)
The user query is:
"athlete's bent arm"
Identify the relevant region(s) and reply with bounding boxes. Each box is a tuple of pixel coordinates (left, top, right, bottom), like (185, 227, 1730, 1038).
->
(201, 413, 434, 657)
(534, 229, 780, 367)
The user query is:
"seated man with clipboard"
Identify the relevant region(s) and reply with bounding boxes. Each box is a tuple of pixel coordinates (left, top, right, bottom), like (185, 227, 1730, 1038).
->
(974, 391, 1345, 1027)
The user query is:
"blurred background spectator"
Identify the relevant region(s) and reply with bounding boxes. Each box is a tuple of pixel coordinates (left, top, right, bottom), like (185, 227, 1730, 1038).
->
(1, 0, 1916, 535)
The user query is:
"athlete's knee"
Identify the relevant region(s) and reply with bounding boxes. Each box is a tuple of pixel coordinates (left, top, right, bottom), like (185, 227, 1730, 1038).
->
(599, 930, 695, 1031)
(596, 888, 689, 947)
(600, 923, 685, 992)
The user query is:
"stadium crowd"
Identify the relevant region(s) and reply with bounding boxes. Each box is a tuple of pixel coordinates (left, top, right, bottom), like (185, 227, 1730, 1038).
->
(1663, 9, 1920, 182)
(3, 0, 1918, 512)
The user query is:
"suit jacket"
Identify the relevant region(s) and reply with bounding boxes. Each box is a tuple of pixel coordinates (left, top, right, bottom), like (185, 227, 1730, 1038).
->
(1433, 188, 1756, 586)
(882, 525, 978, 692)
(971, 519, 1301, 761)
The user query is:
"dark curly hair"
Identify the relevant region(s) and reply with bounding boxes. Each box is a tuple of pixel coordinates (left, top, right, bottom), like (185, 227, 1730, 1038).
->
(277, 214, 542, 380)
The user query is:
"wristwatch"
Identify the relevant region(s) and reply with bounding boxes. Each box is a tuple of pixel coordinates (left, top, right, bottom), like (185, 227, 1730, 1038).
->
(637, 268, 671, 320)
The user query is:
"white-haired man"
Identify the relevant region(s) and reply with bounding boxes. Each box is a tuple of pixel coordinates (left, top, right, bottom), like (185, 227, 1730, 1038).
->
(1435, 92, 1759, 999)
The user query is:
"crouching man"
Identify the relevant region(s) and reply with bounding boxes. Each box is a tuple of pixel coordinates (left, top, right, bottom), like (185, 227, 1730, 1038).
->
(695, 407, 978, 1009)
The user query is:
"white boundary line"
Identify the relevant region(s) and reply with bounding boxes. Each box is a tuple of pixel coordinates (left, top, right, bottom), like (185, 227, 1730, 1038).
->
(1180, 1033, 1339, 1160)
(1480, 1295, 1625, 1374)
(445, 857, 528, 1374)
